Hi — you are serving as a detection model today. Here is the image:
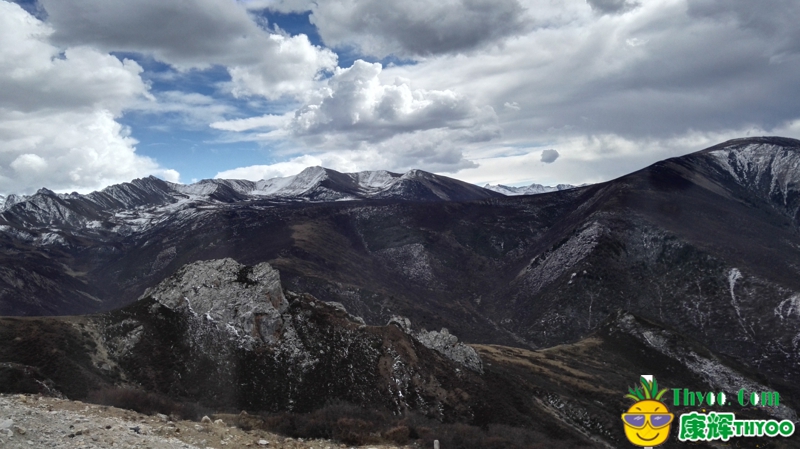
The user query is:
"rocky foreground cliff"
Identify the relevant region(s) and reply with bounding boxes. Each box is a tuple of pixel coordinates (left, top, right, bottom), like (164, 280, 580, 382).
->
(0, 259, 487, 419)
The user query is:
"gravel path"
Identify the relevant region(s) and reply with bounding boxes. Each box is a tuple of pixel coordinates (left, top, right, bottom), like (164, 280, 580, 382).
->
(0, 394, 412, 449)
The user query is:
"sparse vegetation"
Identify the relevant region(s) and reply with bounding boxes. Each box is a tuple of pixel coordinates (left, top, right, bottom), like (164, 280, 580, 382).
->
(86, 386, 205, 420)
(235, 401, 584, 449)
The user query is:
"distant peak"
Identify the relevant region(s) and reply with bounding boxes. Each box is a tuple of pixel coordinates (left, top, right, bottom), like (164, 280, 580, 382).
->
(402, 169, 433, 179)
(298, 166, 330, 175)
(35, 187, 56, 196)
(701, 136, 800, 154)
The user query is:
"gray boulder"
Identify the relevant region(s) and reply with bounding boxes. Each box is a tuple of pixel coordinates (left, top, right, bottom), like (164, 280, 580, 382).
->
(387, 315, 483, 374)
(143, 258, 288, 347)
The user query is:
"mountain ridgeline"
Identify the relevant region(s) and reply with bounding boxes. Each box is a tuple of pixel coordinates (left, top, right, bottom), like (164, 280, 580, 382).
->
(1, 137, 800, 447)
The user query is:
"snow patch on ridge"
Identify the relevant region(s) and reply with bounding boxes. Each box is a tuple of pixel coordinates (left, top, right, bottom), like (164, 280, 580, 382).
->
(516, 221, 606, 295)
(727, 268, 754, 339)
(484, 183, 583, 196)
(708, 142, 800, 217)
(351, 170, 399, 191)
(775, 294, 800, 321)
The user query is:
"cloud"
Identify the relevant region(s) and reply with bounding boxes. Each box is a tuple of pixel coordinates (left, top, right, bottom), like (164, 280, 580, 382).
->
(241, 0, 313, 13)
(247, 0, 540, 58)
(214, 137, 479, 180)
(540, 149, 559, 163)
(0, 6, 149, 114)
(276, 0, 528, 58)
(0, 2, 178, 194)
(215, 154, 322, 180)
(38, 0, 337, 99)
(211, 59, 498, 173)
(226, 34, 336, 100)
(384, 0, 800, 143)
(0, 109, 179, 194)
(586, 0, 640, 15)
(128, 91, 238, 130)
(8, 0, 800, 193)
(288, 60, 495, 140)
(10, 154, 48, 174)
(210, 113, 290, 132)
(687, 0, 800, 58)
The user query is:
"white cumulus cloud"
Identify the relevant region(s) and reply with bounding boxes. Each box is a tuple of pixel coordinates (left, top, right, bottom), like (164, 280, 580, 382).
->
(39, 0, 337, 100)
(0, 1, 178, 194)
(211, 59, 499, 175)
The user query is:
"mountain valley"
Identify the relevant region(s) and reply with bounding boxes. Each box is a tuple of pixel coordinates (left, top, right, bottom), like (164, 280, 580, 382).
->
(1, 137, 800, 447)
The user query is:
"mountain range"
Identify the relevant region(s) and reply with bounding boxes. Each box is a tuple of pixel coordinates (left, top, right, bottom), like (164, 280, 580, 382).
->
(482, 182, 583, 195)
(1, 136, 800, 448)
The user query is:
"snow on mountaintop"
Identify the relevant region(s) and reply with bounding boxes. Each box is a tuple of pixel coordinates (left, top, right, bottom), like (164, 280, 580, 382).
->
(352, 170, 400, 190)
(0, 167, 498, 238)
(698, 136, 800, 219)
(483, 183, 581, 196)
(4, 137, 798, 238)
(706, 140, 800, 193)
(252, 166, 333, 197)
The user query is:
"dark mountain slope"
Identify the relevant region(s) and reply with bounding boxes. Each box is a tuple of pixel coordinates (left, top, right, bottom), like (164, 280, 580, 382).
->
(0, 259, 604, 447)
(477, 310, 798, 449)
(1, 137, 799, 398)
(1, 265, 795, 448)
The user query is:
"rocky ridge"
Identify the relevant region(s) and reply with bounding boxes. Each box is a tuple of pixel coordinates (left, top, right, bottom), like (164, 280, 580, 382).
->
(1, 259, 487, 422)
(0, 167, 500, 232)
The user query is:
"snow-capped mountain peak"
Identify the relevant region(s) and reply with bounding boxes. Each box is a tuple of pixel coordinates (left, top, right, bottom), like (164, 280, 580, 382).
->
(483, 183, 581, 196)
(252, 166, 338, 197)
(350, 170, 400, 191)
(696, 136, 800, 219)
(0, 167, 499, 235)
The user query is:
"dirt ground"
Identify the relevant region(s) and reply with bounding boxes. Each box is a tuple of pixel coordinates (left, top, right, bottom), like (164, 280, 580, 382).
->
(0, 393, 417, 449)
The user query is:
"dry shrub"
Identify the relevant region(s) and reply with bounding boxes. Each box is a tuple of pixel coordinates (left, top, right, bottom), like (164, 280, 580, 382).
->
(414, 426, 435, 441)
(335, 417, 378, 445)
(384, 425, 410, 445)
(86, 387, 202, 420)
(250, 401, 588, 448)
(235, 411, 266, 431)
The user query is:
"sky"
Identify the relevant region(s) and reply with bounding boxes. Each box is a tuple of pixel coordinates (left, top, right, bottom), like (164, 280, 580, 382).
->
(1, 0, 800, 194)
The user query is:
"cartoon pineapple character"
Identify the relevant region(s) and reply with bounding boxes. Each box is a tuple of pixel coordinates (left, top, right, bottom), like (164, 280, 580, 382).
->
(621, 375, 674, 447)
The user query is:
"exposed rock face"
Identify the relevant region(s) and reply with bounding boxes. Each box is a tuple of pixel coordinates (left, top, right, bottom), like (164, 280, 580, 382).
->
(109, 258, 485, 416)
(388, 315, 483, 374)
(414, 328, 483, 374)
(608, 311, 797, 421)
(387, 315, 412, 333)
(144, 258, 288, 348)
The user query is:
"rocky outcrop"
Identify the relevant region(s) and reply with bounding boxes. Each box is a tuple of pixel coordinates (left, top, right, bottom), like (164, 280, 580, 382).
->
(388, 315, 483, 374)
(387, 315, 412, 333)
(0, 259, 486, 419)
(414, 328, 483, 374)
(143, 258, 288, 348)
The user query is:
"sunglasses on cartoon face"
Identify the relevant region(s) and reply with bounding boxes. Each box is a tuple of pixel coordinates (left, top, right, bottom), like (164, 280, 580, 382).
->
(621, 413, 674, 429)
